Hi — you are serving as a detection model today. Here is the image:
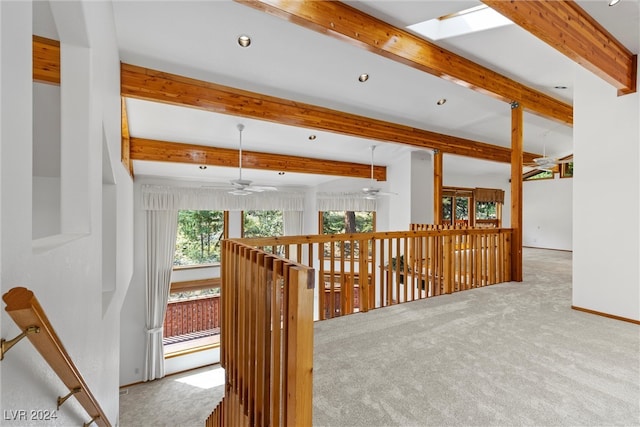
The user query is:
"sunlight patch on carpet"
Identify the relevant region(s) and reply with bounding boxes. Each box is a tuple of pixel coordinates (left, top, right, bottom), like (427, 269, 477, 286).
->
(174, 367, 225, 389)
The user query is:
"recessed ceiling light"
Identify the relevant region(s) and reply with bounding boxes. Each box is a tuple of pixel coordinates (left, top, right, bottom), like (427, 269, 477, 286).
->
(609, 0, 621, 6)
(278, 171, 285, 175)
(308, 135, 317, 141)
(554, 85, 568, 89)
(436, 98, 447, 105)
(199, 165, 207, 170)
(358, 73, 369, 82)
(238, 34, 251, 48)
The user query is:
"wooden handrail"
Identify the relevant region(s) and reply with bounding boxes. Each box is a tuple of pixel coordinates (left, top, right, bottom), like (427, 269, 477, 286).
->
(241, 226, 512, 320)
(2, 287, 111, 427)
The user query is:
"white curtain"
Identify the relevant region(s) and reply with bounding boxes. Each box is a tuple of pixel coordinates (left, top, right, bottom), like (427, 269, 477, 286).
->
(142, 185, 305, 211)
(316, 192, 377, 211)
(144, 209, 178, 381)
(283, 210, 303, 236)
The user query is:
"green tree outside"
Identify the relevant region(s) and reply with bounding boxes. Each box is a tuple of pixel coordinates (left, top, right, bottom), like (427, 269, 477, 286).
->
(322, 211, 373, 234)
(243, 210, 284, 238)
(174, 210, 224, 265)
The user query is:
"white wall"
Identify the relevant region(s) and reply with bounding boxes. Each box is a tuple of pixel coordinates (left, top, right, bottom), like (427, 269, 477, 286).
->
(387, 150, 415, 230)
(523, 176, 573, 250)
(1, 2, 134, 426)
(410, 150, 434, 224)
(573, 65, 640, 321)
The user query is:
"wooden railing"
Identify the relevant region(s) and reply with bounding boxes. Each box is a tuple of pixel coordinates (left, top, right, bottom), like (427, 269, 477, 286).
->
(206, 225, 511, 426)
(206, 239, 314, 427)
(1, 287, 111, 427)
(235, 225, 512, 320)
(164, 295, 220, 339)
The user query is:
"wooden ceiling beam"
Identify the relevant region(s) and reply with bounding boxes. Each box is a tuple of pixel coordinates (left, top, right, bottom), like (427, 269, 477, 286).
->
(33, 35, 60, 85)
(130, 137, 387, 181)
(121, 63, 539, 164)
(31, 36, 542, 165)
(236, 0, 573, 125)
(483, 0, 636, 96)
(121, 97, 134, 177)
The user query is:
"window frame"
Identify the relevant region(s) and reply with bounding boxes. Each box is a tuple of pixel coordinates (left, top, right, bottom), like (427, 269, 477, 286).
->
(560, 155, 574, 179)
(523, 169, 555, 181)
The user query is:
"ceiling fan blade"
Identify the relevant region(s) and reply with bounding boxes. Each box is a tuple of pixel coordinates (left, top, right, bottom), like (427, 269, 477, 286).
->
(246, 185, 278, 192)
(231, 178, 253, 187)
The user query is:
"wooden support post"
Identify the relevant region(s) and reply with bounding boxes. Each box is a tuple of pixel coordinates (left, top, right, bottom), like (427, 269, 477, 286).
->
(510, 102, 523, 282)
(433, 149, 443, 225)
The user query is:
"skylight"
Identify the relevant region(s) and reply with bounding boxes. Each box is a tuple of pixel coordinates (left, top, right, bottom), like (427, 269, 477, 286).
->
(407, 5, 514, 41)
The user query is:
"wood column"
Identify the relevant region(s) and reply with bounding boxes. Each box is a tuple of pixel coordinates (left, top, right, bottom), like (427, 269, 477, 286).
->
(433, 150, 443, 224)
(510, 102, 523, 282)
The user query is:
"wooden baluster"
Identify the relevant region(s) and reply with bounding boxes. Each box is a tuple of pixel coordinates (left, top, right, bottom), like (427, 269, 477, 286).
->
(318, 243, 326, 320)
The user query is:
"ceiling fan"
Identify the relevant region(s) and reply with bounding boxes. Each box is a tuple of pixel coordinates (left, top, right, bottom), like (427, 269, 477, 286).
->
(204, 124, 278, 195)
(524, 146, 573, 172)
(360, 145, 396, 200)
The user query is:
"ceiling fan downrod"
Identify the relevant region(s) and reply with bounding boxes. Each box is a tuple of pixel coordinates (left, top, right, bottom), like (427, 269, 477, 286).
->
(237, 123, 245, 181)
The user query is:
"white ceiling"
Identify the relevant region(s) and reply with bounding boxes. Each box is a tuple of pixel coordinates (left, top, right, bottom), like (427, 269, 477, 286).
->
(34, 0, 639, 187)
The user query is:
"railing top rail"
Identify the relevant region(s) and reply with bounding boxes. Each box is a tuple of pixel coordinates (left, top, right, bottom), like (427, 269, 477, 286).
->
(231, 227, 513, 247)
(225, 239, 315, 273)
(2, 287, 111, 427)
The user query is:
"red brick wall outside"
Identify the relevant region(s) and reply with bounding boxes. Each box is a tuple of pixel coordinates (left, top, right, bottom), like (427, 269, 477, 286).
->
(163, 295, 220, 338)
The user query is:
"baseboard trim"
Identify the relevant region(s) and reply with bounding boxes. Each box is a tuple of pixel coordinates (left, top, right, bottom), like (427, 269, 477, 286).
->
(119, 362, 221, 389)
(571, 305, 640, 325)
(523, 246, 572, 253)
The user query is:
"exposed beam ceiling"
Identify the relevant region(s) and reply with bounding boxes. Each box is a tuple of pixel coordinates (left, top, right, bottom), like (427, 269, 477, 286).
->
(483, 0, 637, 96)
(32, 36, 541, 173)
(31, 36, 386, 179)
(236, 0, 573, 126)
(130, 137, 387, 181)
(121, 63, 539, 164)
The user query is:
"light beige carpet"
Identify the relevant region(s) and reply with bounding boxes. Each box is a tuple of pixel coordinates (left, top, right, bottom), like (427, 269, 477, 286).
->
(120, 248, 640, 427)
(313, 248, 640, 426)
(119, 364, 224, 427)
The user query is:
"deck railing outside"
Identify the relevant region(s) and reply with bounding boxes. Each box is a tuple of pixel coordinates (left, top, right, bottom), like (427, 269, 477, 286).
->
(163, 295, 220, 340)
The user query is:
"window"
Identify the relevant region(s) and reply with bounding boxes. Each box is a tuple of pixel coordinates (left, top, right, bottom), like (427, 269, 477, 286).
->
(164, 279, 222, 356)
(174, 210, 225, 266)
(320, 211, 375, 234)
(242, 210, 284, 238)
(319, 211, 375, 258)
(523, 169, 554, 181)
(168, 209, 225, 355)
(442, 196, 453, 223)
(476, 201, 497, 220)
(442, 187, 503, 227)
(442, 189, 472, 226)
(560, 159, 574, 178)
